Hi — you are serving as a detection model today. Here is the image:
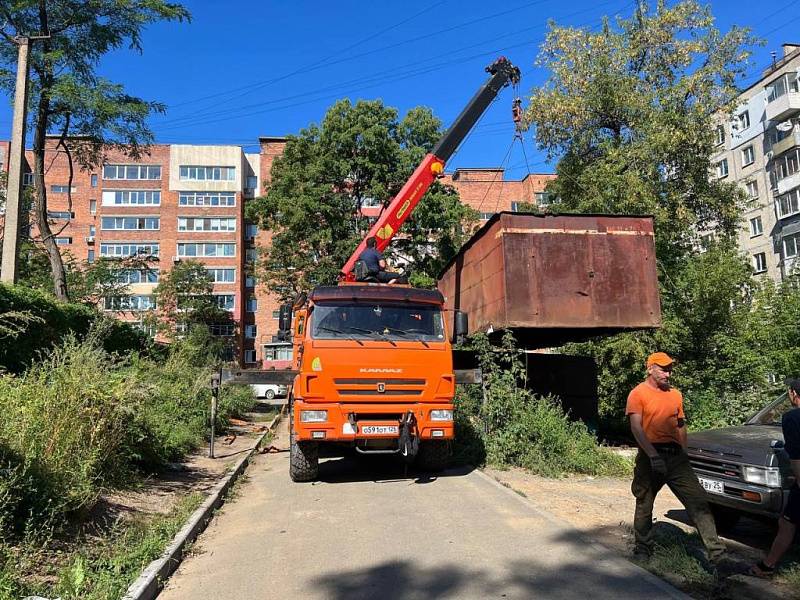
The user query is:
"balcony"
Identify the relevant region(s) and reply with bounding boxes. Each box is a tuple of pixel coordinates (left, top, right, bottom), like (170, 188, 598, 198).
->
(771, 129, 800, 157)
(777, 171, 800, 196)
(766, 92, 800, 122)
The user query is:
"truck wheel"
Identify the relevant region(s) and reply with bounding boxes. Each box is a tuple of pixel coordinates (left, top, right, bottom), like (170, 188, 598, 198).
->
(416, 440, 451, 472)
(710, 504, 740, 533)
(290, 438, 319, 482)
(265, 389, 276, 400)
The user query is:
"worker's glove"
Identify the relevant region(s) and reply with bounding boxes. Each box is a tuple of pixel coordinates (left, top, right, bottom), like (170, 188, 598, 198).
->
(649, 455, 668, 477)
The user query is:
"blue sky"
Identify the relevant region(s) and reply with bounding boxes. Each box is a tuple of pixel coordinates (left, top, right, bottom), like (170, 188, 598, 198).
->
(2, 0, 798, 178)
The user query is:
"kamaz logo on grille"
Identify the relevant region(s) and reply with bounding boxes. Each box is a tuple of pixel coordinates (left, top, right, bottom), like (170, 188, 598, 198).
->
(376, 383, 386, 393)
(359, 368, 403, 373)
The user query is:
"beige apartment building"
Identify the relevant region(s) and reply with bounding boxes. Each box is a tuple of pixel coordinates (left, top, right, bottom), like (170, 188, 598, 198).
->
(711, 43, 800, 281)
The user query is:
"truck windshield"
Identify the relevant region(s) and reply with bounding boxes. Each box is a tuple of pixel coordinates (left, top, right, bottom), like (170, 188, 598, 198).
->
(311, 302, 445, 342)
(747, 392, 792, 426)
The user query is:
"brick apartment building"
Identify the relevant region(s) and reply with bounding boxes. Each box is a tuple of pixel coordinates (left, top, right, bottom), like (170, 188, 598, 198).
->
(2, 135, 554, 367)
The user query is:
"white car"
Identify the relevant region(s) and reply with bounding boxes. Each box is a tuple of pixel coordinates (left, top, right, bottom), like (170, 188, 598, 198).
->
(251, 384, 288, 400)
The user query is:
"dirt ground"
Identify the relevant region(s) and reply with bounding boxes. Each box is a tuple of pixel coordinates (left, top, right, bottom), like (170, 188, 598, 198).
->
(484, 464, 798, 599)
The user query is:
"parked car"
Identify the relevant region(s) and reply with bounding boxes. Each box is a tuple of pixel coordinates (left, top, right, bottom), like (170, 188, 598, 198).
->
(250, 383, 288, 400)
(687, 393, 796, 531)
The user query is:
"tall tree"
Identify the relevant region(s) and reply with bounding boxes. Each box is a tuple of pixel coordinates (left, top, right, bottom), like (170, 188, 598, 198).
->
(246, 99, 477, 299)
(0, 0, 190, 301)
(525, 1, 768, 429)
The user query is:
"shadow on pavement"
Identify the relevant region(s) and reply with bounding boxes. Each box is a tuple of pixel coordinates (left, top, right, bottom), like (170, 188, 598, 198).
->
(664, 508, 777, 551)
(312, 452, 474, 485)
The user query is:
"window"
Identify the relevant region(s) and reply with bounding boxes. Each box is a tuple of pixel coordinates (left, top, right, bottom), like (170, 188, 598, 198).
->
(55, 237, 72, 246)
(777, 189, 800, 219)
(246, 296, 258, 312)
(715, 159, 729, 178)
(103, 295, 156, 311)
(214, 295, 235, 311)
(361, 197, 382, 208)
(179, 165, 235, 181)
(245, 275, 257, 287)
(784, 232, 800, 259)
(178, 191, 235, 206)
(47, 211, 73, 219)
(510, 201, 521, 212)
(714, 124, 725, 146)
(745, 180, 759, 200)
(177, 243, 235, 257)
(103, 164, 161, 180)
(89, 199, 97, 214)
(742, 145, 755, 166)
(264, 345, 292, 361)
(246, 175, 258, 190)
(245, 248, 258, 262)
(737, 110, 750, 130)
(100, 243, 159, 258)
(245, 324, 257, 338)
(479, 212, 494, 221)
(749, 216, 763, 237)
(773, 149, 800, 183)
(177, 217, 236, 232)
(101, 216, 160, 230)
(101, 190, 161, 206)
(87, 249, 95, 263)
(535, 191, 553, 206)
(91, 174, 98, 187)
(272, 310, 280, 319)
(753, 253, 767, 274)
(22, 172, 33, 186)
(244, 349, 257, 364)
(245, 223, 259, 239)
(51, 185, 76, 193)
(767, 72, 800, 102)
(115, 269, 159, 284)
(89, 225, 96, 237)
(206, 268, 235, 283)
(209, 323, 235, 336)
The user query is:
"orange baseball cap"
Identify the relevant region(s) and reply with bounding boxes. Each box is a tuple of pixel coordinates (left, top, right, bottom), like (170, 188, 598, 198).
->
(646, 352, 675, 368)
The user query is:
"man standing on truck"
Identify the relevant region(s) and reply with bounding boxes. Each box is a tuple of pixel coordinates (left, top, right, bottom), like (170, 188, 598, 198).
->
(750, 377, 800, 577)
(358, 237, 406, 284)
(627, 352, 725, 564)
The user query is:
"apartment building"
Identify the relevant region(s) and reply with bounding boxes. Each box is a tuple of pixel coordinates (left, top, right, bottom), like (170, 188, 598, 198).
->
(6, 135, 553, 367)
(711, 43, 800, 281)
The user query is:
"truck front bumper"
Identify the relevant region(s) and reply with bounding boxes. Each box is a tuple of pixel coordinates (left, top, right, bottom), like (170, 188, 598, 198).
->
(292, 400, 454, 443)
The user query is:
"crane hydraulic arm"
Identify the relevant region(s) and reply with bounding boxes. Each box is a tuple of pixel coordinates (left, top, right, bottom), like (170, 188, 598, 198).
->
(340, 57, 520, 281)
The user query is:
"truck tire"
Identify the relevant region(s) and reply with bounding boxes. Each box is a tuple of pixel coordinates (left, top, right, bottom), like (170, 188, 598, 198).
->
(710, 504, 740, 533)
(416, 440, 451, 472)
(290, 438, 319, 482)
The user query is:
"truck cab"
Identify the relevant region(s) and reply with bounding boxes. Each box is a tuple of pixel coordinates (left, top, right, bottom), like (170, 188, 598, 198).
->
(288, 284, 464, 481)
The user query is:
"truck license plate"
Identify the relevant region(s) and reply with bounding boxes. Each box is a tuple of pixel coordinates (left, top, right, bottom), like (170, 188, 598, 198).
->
(361, 425, 398, 435)
(698, 476, 725, 495)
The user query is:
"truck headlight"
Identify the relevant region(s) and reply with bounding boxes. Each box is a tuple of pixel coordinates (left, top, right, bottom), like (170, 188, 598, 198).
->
(742, 466, 782, 488)
(300, 410, 327, 423)
(430, 409, 453, 421)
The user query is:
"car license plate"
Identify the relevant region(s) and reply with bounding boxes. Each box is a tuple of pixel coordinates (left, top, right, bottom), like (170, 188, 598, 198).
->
(361, 425, 398, 435)
(698, 476, 725, 495)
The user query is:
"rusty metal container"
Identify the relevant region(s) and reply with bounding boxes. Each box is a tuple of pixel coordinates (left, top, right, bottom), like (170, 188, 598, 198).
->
(437, 212, 661, 347)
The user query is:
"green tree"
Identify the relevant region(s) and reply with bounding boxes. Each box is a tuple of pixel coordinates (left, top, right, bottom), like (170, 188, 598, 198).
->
(0, 0, 190, 301)
(246, 99, 477, 298)
(152, 260, 232, 341)
(525, 1, 770, 431)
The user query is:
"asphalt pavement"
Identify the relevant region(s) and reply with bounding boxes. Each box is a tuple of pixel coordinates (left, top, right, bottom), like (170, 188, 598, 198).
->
(159, 425, 688, 600)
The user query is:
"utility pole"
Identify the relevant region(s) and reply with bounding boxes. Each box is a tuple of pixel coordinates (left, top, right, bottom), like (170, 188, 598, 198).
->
(1, 34, 48, 284)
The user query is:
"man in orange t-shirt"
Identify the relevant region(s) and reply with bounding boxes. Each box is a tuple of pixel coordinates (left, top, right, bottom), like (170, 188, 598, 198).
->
(626, 352, 725, 563)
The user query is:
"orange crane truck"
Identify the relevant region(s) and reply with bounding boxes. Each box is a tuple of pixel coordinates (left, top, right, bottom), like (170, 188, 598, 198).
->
(280, 58, 520, 481)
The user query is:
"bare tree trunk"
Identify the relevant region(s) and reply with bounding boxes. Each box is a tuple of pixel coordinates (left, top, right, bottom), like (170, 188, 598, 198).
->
(30, 0, 68, 301)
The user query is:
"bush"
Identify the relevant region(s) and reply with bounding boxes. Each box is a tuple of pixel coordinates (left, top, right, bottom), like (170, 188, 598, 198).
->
(455, 332, 630, 477)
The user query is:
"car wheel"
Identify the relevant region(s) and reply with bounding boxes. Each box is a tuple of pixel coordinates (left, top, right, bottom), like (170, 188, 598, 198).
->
(265, 389, 275, 400)
(710, 504, 741, 533)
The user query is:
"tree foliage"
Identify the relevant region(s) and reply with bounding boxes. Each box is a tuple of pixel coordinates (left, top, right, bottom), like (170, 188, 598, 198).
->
(0, 0, 190, 300)
(246, 99, 477, 298)
(524, 1, 797, 433)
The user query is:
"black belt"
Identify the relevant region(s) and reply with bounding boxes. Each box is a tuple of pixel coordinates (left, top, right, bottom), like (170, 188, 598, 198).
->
(652, 442, 683, 455)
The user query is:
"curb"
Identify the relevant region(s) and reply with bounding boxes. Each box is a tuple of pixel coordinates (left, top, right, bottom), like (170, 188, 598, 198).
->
(472, 468, 692, 600)
(122, 409, 283, 600)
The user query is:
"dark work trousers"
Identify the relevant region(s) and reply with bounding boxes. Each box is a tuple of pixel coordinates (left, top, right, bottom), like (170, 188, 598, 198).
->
(631, 448, 725, 561)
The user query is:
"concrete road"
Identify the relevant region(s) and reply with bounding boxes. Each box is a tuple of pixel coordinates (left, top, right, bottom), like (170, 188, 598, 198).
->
(160, 425, 687, 600)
